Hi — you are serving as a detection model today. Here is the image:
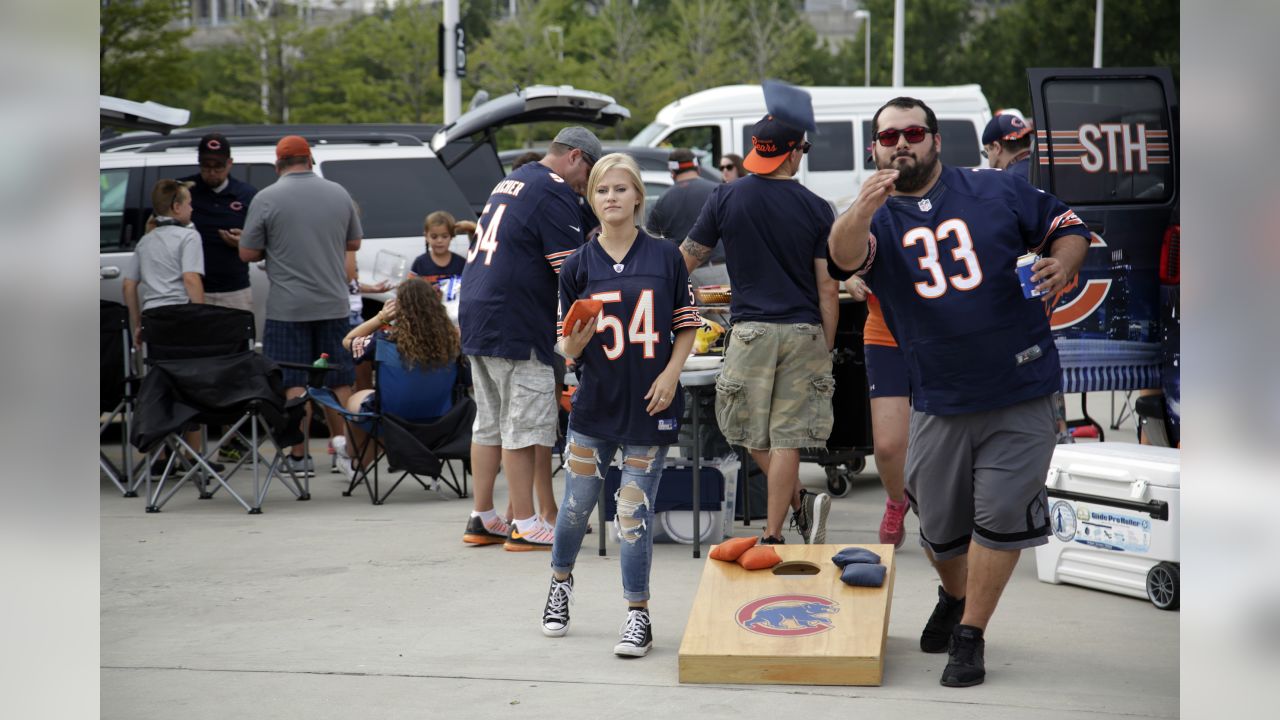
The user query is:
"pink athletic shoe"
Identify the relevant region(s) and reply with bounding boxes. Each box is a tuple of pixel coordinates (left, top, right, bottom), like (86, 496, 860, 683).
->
(879, 497, 910, 549)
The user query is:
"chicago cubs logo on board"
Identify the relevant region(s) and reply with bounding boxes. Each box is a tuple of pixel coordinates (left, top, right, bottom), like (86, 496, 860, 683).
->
(735, 594, 839, 637)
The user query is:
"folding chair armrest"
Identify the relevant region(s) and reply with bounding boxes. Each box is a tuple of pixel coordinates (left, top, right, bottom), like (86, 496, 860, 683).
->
(277, 360, 341, 389)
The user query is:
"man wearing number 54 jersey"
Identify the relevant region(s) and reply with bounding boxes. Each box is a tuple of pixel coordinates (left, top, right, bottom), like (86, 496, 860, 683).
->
(828, 97, 1090, 688)
(459, 126, 602, 551)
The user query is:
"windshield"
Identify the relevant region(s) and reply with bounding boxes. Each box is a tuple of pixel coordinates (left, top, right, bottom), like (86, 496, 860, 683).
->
(629, 121, 668, 147)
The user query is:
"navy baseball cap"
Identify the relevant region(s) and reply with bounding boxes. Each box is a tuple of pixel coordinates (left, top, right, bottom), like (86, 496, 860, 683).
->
(981, 114, 1032, 145)
(743, 114, 805, 174)
(198, 132, 231, 158)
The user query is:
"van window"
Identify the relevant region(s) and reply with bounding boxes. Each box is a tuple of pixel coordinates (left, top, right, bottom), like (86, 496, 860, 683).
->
(660, 126, 721, 170)
(1039, 78, 1174, 205)
(808, 121, 855, 172)
(100, 169, 131, 251)
(321, 158, 475, 238)
(861, 119, 982, 169)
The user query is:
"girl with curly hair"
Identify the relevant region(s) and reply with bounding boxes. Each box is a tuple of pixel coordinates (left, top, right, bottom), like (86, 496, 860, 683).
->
(335, 278, 461, 478)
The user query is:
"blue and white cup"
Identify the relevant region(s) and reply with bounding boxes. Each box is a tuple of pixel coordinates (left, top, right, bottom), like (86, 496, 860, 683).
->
(1016, 252, 1044, 298)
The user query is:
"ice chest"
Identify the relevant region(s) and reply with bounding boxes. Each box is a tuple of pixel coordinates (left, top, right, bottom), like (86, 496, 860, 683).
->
(1035, 442, 1181, 609)
(603, 457, 740, 544)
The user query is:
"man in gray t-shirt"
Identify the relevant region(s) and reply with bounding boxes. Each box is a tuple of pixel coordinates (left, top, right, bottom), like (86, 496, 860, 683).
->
(240, 135, 362, 473)
(647, 148, 725, 287)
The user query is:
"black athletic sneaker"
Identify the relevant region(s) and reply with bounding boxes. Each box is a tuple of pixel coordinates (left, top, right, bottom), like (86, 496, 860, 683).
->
(761, 535, 786, 545)
(462, 514, 510, 546)
(614, 608, 653, 657)
(940, 624, 986, 687)
(921, 585, 966, 653)
(541, 574, 574, 637)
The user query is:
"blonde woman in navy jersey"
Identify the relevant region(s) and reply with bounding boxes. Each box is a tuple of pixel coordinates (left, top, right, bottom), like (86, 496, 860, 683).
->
(540, 153, 701, 657)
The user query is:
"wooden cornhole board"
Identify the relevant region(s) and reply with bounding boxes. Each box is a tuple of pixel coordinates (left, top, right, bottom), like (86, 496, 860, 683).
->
(678, 544, 895, 686)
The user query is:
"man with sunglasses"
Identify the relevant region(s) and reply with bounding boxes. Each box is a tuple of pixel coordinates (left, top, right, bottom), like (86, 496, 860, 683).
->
(681, 113, 839, 547)
(179, 133, 259, 312)
(828, 97, 1090, 688)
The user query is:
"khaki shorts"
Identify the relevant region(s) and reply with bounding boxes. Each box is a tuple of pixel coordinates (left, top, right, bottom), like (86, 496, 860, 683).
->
(468, 351, 557, 449)
(714, 321, 834, 450)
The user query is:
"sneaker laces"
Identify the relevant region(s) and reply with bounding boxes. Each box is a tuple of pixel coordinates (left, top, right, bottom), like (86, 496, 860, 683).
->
(484, 515, 512, 536)
(790, 491, 812, 534)
(522, 519, 556, 544)
(619, 609, 650, 645)
(949, 631, 982, 665)
(882, 499, 907, 534)
(544, 577, 573, 621)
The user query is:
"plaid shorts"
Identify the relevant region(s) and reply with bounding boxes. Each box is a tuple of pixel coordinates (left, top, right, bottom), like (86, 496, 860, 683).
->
(263, 318, 355, 388)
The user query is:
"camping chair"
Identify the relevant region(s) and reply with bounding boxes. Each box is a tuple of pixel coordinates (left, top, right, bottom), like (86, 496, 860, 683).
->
(313, 337, 469, 504)
(132, 304, 307, 514)
(100, 300, 143, 497)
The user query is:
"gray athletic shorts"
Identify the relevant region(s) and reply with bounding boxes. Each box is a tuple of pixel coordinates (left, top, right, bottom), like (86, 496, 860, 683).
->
(904, 394, 1056, 561)
(468, 351, 557, 450)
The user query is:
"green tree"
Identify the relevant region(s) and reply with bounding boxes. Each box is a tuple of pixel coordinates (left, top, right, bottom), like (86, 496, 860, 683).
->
(847, 0, 975, 88)
(961, 0, 1179, 112)
(99, 0, 193, 103)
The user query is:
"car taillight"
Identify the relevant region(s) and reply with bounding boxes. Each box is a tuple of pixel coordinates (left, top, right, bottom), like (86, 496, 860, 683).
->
(1159, 224, 1180, 284)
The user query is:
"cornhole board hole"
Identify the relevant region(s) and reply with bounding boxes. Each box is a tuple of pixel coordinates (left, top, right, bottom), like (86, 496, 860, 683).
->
(679, 544, 895, 686)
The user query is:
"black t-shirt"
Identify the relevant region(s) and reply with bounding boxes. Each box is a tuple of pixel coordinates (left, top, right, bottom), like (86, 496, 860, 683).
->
(647, 176, 723, 263)
(181, 174, 258, 293)
(687, 175, 834, 324)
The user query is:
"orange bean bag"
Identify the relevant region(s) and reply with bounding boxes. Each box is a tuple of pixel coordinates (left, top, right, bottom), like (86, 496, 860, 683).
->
(736, 545, 783, 570)
(709, 535, 758, 562)
(562, 298, 603, 335)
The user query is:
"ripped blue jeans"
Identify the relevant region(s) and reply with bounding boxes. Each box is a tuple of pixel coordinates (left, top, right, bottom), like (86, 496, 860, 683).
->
(550, 430, 668, 603)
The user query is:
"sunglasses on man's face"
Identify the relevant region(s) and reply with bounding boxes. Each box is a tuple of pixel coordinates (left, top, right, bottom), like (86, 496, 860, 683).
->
(875, 126, 930, 146)
(800, 141, 812, 154)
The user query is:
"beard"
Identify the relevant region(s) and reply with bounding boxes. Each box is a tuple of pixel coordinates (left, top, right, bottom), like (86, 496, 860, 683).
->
(881, 146, 940, 193)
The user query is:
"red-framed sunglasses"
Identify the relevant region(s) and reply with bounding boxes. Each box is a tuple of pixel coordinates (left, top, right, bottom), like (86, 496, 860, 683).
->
(875, 126, 930, 146)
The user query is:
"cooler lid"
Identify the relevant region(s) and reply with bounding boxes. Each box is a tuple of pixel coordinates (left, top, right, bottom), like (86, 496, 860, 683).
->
(1051, 442, 1181, 488)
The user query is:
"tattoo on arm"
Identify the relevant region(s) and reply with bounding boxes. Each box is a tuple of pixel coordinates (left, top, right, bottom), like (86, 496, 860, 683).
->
(680, 238, 712, 268)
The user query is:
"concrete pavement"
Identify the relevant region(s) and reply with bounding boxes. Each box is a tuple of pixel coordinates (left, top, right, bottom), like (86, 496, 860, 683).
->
(101, 434, 1177, 719)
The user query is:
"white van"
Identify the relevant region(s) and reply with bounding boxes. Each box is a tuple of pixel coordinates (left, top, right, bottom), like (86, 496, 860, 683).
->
(629, 84, 993, 209)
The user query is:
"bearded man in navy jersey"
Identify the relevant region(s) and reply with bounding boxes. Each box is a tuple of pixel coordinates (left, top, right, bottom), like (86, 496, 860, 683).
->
(828, 97, 1090, 688)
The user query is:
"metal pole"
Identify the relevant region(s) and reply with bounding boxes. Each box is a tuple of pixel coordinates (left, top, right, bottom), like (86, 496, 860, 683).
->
(854, 10, 871, 87)
(443, 0, 461, 123)
(892, 0, 905, 87)
(1093, 0, 1104, 68)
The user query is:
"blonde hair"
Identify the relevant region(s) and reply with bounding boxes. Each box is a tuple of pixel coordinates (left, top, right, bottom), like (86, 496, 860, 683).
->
(424, 210, 455, 233)
(151, 179, 193, 215)
(586, 153, 645, 227)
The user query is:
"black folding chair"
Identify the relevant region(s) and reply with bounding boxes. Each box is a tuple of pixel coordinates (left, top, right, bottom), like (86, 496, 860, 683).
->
(133, 304, 307, 514)
(379, 398, 475, 502)
(100, 300, 143, 497)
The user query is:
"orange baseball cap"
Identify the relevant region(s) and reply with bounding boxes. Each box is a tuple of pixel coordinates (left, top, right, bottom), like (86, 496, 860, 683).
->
(276, 135, 311, 160)
(743, 115, 805, 174)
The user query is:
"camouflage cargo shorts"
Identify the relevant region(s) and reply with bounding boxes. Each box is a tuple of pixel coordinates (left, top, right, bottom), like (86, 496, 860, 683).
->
(714, 321, 835, 451)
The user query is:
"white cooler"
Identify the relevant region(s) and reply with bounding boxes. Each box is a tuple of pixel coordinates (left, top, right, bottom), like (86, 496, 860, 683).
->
(1035, 443, 1181, 610)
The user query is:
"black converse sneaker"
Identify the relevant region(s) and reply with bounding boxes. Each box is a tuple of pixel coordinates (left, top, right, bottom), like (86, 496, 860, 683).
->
(541, 574, 574, 637)
(613, 607, 653, 657)
(940, 624, 986, 687)
(921, 585, 967, 653)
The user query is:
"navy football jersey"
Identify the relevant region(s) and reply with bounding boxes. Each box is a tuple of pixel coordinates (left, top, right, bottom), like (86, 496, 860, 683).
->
(834, 166, 1089, 415)
(459, 162, 585, 367)
(559, 231, 701, 446)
